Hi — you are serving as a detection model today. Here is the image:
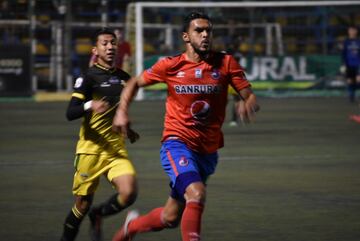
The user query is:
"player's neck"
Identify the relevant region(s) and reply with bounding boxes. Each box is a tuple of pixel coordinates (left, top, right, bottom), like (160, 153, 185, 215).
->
(96, 60, 114, 70)
(184, 49, 209, 63)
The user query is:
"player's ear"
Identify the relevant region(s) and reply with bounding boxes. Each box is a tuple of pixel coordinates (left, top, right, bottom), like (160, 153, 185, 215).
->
(92, 46, 98, 56)
(182, 32, 190, 43)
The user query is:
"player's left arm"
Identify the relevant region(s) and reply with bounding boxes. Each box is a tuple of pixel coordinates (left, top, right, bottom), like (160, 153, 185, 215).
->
(238, 87, 259, 123)
(228, 55, 259, 123)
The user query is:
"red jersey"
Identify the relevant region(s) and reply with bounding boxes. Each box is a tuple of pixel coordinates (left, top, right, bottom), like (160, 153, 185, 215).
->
(142, 52, 250, 153)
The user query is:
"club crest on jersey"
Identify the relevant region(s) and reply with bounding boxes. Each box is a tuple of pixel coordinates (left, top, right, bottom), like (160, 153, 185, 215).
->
(146, 67, 153, 74)
(74, 77, 83, 88)
(195, 69, 202, 78)
(190, 100, 210, 120)
(176, 71, 185, 78)
(211, 69, 220, 80)
(179, 156, 189, 166)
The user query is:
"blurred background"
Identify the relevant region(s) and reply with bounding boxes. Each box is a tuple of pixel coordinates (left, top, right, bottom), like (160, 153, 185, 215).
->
(1, 2, 360, 240)
(0, 0, 359, 98)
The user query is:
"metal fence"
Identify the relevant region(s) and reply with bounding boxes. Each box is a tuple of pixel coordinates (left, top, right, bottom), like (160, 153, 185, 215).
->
(0, 1, 359, 96)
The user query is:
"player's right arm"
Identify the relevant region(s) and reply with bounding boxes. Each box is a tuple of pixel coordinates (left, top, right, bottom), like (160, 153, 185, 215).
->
(113, 75, 147, 136)
(113, 57, 168, 137)
(66, 97, 110, 121)
(66, 96, 88, 121)
(66, 75, 109, 121)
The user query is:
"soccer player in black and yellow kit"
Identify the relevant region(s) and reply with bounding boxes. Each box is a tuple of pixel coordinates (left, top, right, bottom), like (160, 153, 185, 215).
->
(60, 28, 139, 241)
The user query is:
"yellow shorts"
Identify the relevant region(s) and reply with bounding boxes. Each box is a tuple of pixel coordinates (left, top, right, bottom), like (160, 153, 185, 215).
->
(72, 153, 136, 196)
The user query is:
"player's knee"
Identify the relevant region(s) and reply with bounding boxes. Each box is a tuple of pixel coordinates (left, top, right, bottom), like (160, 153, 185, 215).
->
(184, 183, 206, 203)
(113, 175, 138, 207)
(75, 195, 93, 214)
(119, 190, 138, 207)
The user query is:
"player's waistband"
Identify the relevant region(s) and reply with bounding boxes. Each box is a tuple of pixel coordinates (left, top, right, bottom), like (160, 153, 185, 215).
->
(164, 136, 180, 141)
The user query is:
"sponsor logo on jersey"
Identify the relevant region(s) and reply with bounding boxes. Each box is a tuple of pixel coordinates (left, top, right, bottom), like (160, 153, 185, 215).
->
(211, 69, 220, 80)
(179, 156, 189, 166)
(108, 76, 120, 84)
(74, 77, 83, 88)
(100, 82, 111, 87)
(195, 69, 202, 78)
(190, 100, 210, 120)
(176, 71, 185, 78)
(174, 84, 221, 94)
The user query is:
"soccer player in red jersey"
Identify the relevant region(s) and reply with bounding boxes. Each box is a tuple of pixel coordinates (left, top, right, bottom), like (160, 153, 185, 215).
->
(112, 12, 259, 241)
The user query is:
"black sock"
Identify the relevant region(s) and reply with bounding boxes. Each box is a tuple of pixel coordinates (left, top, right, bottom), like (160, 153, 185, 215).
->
(60, 207, 84, 241)
(91, 194, 124, 217)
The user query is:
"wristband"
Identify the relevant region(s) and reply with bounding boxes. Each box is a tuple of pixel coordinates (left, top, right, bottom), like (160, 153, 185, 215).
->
(84, 101, 93, 111)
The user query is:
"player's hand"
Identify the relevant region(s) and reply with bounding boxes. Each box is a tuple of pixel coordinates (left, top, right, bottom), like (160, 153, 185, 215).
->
(113, 108, 129, 133)
(91, 99, 110, 113)
(239, 93, 259, 124)
(113, 108, 138, 143)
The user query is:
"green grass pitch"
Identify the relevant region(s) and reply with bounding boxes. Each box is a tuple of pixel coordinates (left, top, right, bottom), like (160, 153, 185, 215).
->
(0, 97, 360, 241)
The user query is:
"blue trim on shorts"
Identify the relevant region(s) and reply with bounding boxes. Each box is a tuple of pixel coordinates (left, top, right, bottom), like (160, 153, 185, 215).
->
(170, 172, 202, 202)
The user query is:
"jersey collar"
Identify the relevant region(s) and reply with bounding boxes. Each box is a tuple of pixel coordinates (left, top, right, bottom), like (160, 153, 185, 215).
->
(94, 63, 116, 73)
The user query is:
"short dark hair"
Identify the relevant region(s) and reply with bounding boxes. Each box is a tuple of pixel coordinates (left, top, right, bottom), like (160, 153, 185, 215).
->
(92, 28, 116, 45)
(348, 25, 358, 30)
(182, 11, 211, 32)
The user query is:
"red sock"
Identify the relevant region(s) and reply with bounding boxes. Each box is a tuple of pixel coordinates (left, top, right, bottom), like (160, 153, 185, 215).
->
(181, 201, 204, 241)
(127, 207, 166, 236)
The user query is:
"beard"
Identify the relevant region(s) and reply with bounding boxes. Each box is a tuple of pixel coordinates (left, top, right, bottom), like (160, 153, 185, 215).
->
(191, 42, 211, 57)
